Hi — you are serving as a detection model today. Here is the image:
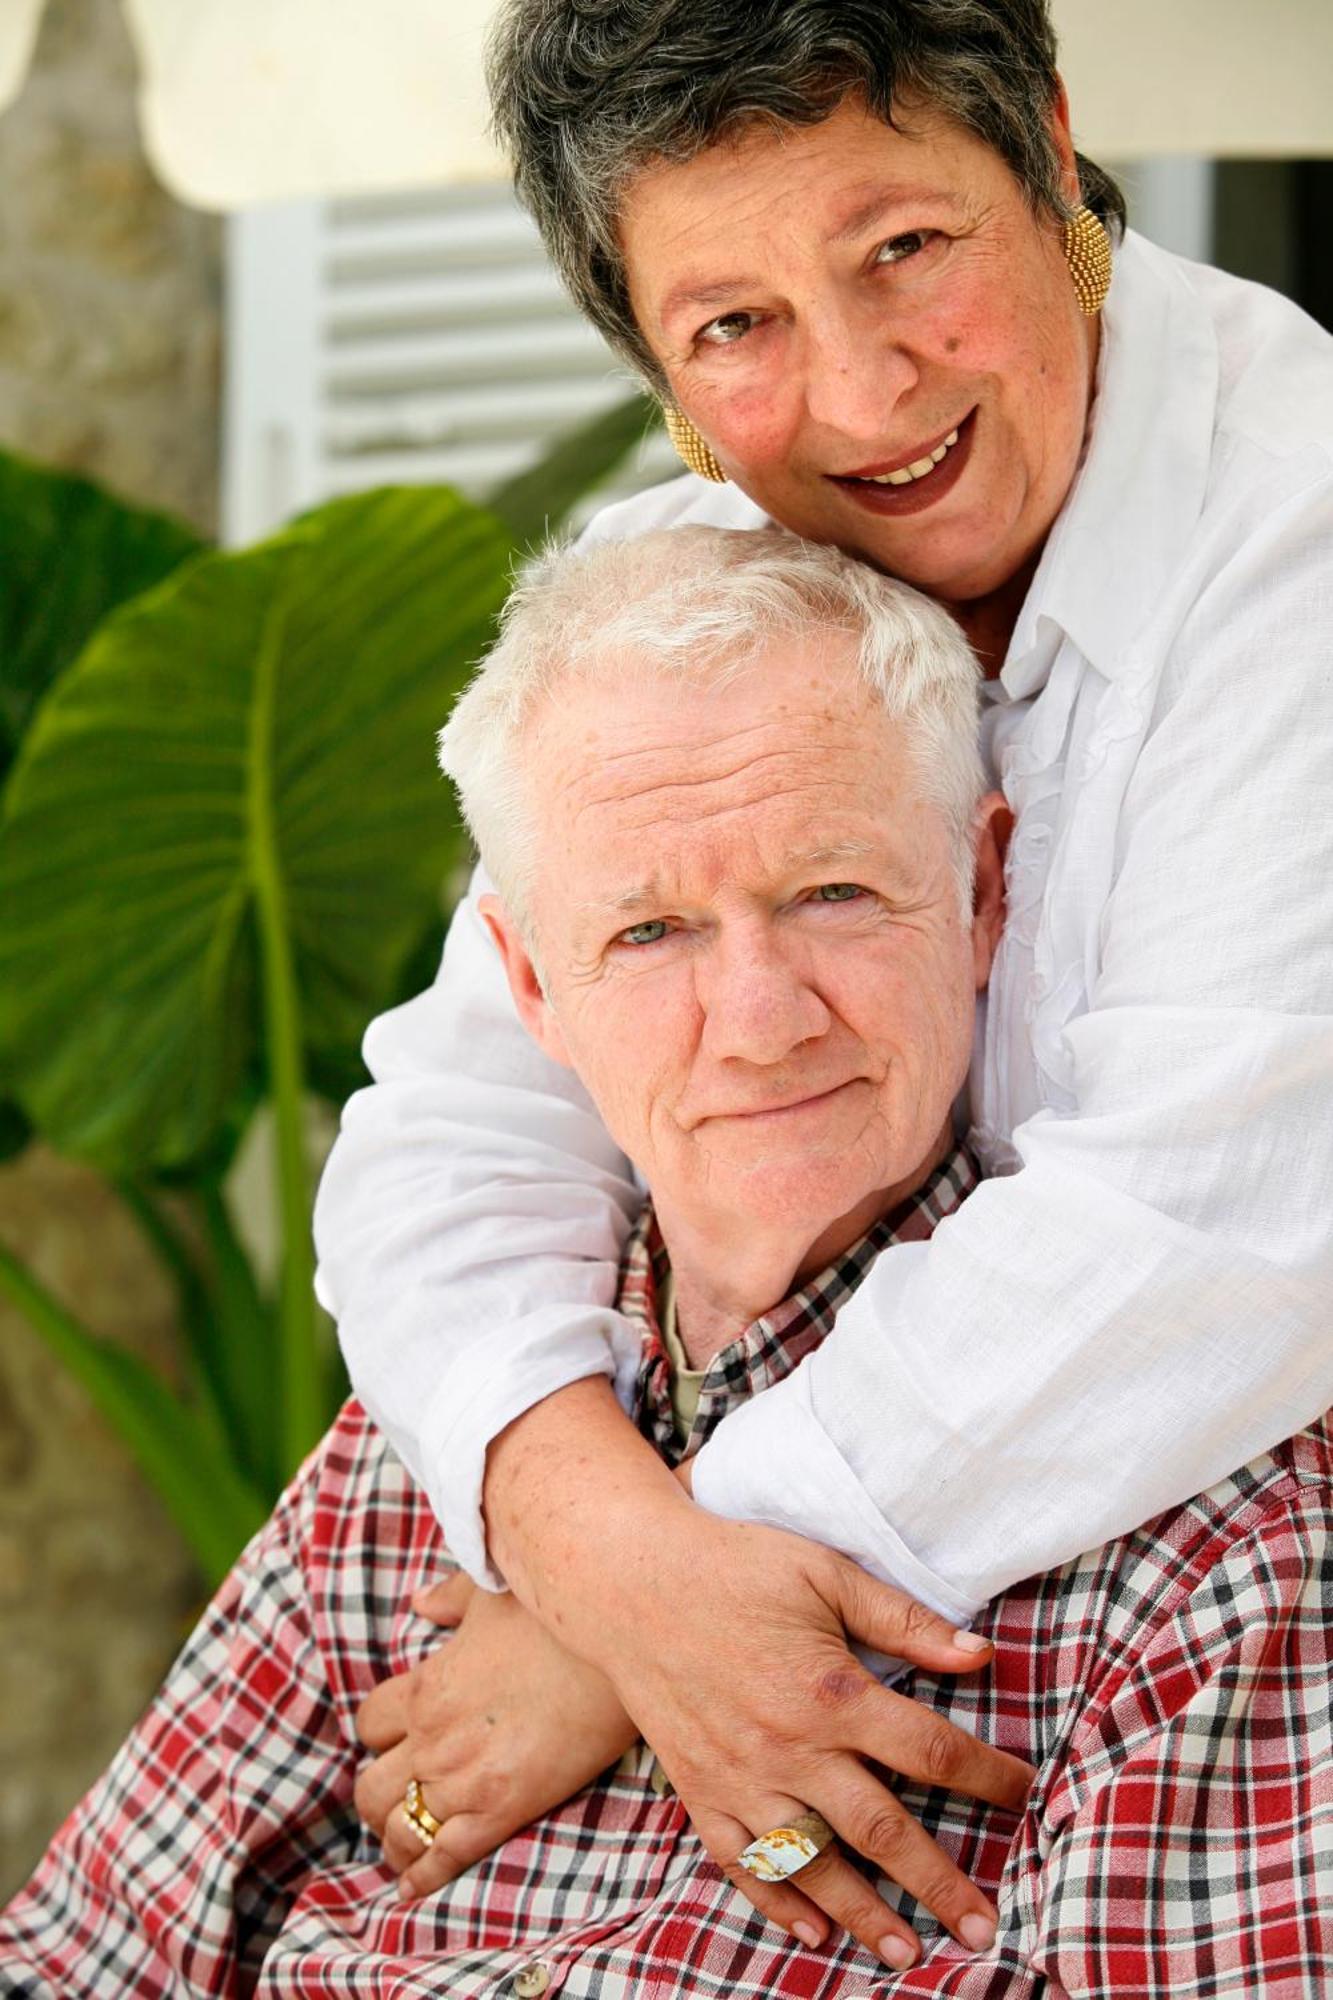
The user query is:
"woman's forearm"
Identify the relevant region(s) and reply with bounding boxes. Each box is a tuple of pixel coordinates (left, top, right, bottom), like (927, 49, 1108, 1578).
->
(482, 1374, 696, 1657)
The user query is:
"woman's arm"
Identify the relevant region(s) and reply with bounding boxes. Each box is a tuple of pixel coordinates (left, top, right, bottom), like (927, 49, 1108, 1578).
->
(320, 479, 1333, 1621)
(313, 872, 644, 1586)
(686, 478, 1333, 1604)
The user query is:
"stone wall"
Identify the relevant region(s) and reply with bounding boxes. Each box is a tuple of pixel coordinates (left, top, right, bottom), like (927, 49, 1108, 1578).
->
(0, 0, 222, 1897)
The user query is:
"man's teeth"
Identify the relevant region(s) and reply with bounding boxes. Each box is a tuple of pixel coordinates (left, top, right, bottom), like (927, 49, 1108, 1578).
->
(864, 429, 960, 485)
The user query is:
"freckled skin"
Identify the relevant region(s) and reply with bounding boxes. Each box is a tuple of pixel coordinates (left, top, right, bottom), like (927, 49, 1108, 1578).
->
(484, 634, 1006, 1365)
(619, 98, 1097, 661)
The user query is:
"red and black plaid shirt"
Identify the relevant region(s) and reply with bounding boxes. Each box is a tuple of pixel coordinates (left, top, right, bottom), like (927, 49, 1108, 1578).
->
(3, 1147, 1331, 1997)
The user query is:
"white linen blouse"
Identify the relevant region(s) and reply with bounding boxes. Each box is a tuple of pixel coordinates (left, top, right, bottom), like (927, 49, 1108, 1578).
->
(313, 231, 1333, 1614)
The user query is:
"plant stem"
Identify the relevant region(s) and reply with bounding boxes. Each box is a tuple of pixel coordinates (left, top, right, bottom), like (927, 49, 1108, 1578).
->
(247, 583, 322, 1472)
(0, 1240, 266, 1584)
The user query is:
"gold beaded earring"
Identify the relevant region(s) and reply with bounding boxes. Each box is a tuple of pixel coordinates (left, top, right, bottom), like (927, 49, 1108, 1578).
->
(662, 404, 728, 483)
(1063, 204, 1113, 316)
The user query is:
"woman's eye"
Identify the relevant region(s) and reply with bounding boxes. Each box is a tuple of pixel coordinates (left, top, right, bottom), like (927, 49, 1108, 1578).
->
(813, 883, 865, 905)
(697, 311, 757, 347)
(618, 918, 671, 947)
(873, 230, 932, 267)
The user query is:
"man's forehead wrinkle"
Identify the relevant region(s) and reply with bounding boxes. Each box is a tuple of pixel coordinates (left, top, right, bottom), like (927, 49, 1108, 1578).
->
(568, 776, 858, 859)
(555, 740, 862, 834)
(556, 708, 876, 795)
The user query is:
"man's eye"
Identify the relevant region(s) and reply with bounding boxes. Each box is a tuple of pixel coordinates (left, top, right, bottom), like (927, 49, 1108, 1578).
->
(873, 230, 932, 267)
(618, 919, 671, 946)
(697, 311, 757, 347)
(813, 883, 865, 904)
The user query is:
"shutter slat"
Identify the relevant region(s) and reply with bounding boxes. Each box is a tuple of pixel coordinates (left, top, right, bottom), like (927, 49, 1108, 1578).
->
(323, 322, 612, 398)
(225, 187, 671, 544)
(325, 265, 570, 336)
(324, 377, 629, 455)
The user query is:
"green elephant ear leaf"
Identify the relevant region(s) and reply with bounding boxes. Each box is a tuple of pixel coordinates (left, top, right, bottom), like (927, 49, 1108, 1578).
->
(0, 485, 513, 1173)
(486, 392, 660, 549)
(0, 451, 203, 1159)
(0, 448, 204, 785)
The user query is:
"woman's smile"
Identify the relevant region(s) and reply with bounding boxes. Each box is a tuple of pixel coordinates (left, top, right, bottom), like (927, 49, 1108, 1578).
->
(828, 409, 976, 516)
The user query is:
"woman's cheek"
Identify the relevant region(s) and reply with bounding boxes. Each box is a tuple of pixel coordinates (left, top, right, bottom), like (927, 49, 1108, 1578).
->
(696, 372, 799, 469)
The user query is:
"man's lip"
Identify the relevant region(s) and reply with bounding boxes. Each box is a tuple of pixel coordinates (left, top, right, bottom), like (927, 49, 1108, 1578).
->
(700, 1080, 860, 1123)
(836, 417, 972, 482)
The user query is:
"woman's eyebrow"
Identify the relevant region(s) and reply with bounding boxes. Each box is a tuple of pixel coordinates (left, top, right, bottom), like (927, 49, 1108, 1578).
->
(830, 184, 956, 243)
(658, 276, 761, 324)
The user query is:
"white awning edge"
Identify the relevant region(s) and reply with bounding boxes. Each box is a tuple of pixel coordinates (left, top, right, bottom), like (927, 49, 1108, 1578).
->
(120, 0, 505, 212)
(0, 0, 47, 115)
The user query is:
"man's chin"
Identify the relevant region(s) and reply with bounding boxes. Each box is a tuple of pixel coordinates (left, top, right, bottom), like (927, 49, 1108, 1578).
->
(712, 1160, 884, 1242)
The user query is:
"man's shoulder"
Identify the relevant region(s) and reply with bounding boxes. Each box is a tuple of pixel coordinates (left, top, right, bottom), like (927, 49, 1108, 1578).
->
(578, 473, 770, 548)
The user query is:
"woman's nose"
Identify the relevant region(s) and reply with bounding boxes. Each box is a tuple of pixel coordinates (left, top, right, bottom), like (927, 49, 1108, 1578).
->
(698, 936, 831, 1066)
(801, 309, 919, 442)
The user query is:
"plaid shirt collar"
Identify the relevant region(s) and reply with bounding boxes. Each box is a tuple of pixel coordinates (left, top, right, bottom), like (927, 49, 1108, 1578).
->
(620, 1143, 980, 1465)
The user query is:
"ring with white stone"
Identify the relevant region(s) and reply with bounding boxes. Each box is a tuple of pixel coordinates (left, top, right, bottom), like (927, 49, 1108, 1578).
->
(736, 1809, 836, 1882)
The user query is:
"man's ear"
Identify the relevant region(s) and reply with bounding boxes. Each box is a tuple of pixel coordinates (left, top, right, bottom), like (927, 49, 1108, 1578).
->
(478, 893, 573, 1069)
(969, 790, 1011, 991)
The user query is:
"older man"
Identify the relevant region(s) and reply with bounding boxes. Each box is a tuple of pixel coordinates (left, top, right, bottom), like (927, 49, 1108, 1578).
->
(2, 530, 1328, 1999)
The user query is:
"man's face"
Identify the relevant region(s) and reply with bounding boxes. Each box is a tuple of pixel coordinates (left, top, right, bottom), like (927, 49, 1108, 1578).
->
(486, 632, 1004, 1275)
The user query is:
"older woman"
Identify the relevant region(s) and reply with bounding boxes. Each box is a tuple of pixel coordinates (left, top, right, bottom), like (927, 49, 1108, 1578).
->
(316, 0, 1333, 1970)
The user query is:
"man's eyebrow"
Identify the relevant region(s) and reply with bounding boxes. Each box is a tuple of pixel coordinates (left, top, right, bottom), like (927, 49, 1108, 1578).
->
(576, 884, 664, 919)
(580, 845, 886, 914)
(783, 840, 881, 871)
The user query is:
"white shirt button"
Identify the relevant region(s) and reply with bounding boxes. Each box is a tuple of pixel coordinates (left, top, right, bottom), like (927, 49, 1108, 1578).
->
(513, 1963, 552, 1997)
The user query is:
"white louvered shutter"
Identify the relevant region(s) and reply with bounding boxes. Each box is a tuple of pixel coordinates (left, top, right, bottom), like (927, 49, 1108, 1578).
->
(222, 183, 678, 547)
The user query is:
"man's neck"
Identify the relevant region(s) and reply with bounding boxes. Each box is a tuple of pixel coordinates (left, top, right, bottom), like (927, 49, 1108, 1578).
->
(659, 1122, 953, 1371)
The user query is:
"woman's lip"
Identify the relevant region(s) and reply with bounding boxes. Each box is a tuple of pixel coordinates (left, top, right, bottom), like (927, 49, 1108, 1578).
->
(838, 419, 969, 481)
(827, 409, 977, 517)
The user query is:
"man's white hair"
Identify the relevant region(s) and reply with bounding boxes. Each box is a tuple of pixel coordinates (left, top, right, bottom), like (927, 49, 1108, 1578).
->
(439, 526, 984, 931)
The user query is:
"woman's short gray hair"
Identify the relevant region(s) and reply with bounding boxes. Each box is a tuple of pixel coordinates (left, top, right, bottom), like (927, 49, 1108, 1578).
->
(486, 0, 1125, 389)
(439, 526, 985, 935)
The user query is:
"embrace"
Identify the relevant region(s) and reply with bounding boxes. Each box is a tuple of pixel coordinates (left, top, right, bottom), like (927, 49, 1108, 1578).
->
(9, 527, 1329, 1994)
(6, 0, 1333, 1995)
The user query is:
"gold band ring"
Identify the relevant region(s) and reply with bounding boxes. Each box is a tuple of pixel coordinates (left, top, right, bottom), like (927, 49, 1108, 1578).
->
(736, 1809, 836, 1882)
(402, 1776, 443, 1849)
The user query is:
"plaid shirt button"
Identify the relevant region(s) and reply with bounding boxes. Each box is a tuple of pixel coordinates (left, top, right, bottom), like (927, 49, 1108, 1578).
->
(512, 1962, 552, 1996)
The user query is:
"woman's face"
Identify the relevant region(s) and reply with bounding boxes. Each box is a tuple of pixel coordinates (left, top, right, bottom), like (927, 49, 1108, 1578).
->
(620, 97, 1096, 609)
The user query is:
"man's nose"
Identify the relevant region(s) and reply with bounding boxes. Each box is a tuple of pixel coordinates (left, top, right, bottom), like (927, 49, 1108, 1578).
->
(801, 304, 919, 441)
(698, 933, 831, 1066)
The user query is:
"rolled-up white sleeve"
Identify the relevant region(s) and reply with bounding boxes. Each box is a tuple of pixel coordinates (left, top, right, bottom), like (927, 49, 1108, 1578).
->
(688, 478, 1333, 1611)
(314, 875, 643, 1587)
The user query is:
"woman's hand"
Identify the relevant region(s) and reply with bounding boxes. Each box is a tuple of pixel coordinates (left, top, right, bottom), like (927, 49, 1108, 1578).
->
(354, 1572, 640, 1900)
(482, 1378, 1033, 1971)
(581, 1507, 1033, 1971)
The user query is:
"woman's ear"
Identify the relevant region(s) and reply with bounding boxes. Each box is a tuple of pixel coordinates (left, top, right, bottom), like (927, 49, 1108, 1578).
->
(479, 894, 573, 1068)
(969, 791, 1011, 990)
(1049, 75, 1081, 206)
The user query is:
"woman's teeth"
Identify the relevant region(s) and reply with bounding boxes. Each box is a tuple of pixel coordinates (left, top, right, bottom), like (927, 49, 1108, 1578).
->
(863, 428, 960, 485)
